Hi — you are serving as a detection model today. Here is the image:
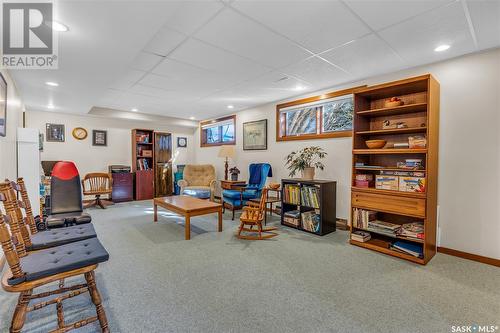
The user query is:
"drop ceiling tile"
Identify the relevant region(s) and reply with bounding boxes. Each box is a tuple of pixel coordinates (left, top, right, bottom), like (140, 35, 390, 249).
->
(194, 8, 311, 68)
(168, 38, 270, 81)
(282, 56, 353, 89)
(231, 0, 370, 53)
(109, 70, 146, 90)
(467, 0, 500, 50)
(345, 0, 453, 31)
(379, 1, 475, 66)
(138, 72, 227, 96)
(143, 26, 187, 56)
(163, 0, 224, 35)
(131, 52, 164, 72)
(321, 34, 404, 79)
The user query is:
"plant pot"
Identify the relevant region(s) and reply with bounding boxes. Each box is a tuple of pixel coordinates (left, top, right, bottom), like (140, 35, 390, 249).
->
(231, 174, 238, 181)
(302, 167, 315, 180)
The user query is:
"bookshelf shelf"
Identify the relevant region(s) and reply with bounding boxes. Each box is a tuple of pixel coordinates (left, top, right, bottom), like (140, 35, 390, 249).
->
(281, 179, 336, 236)
(351, 186, 426, 198)
(353, 148, 427, 154)
(354, 166, 426, 172)
(352, 226, 424, 244)
(355, 127, 427, 135)
(351, 74, 439, 265)
(356, 102, 427, 117)
(349, 239, 425, 264)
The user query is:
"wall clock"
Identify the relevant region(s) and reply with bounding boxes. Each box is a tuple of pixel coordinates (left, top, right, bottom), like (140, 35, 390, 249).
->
(72, 127, 88, 140)
(177, 137, 187, 148)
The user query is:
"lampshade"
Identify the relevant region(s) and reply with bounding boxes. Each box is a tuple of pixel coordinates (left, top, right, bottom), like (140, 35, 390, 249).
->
(218, 145, 235, 158)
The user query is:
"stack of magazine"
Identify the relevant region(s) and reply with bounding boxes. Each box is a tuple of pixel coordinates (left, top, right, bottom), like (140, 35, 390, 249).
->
(397, 222, 424, 240)
(283, 210, 300, 227)
(367, 220, 401, 237)
(351, 231, 371, 242)
(391, 241, 423, 258)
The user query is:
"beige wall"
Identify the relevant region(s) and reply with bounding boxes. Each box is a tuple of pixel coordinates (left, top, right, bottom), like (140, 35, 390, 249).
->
(0, 69, 25, 180)
(25, 111, 196, 178)
(195, 48, 500, 260)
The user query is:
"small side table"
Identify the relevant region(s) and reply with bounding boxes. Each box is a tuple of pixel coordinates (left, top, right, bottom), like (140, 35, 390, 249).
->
(249, 187, 281, 225)
(220, 180, 246, 190)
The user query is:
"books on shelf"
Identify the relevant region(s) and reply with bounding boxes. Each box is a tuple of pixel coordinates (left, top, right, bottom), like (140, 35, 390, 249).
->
(137, 158, 150, 170)
(283, 184, 300, 204)
(397, 222, 424, 240)
(301, 209, 320, 233)
(351, 231, 371, 242)
(352, 208, 377, 229)
(391, 241, 423, 258)
(300, 186, 320, 208)
(283, 210, 300, 227)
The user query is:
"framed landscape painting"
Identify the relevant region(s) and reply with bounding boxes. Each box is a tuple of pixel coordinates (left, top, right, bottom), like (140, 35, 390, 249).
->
(243, 119, 267, 150)
(0, 73, 7, 137)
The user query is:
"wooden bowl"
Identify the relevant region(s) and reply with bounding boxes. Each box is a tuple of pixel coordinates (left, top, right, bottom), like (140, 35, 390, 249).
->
(366, 140, 387, 149)
(385, 100, 404, 108)
(268, 183, 280, 190)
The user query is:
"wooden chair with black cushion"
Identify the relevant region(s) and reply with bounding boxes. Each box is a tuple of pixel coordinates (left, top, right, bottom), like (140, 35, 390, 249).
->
(236, 188, 278, 240)
(82, 173, 113, 209)
(2, 180, 97, 252)
(0, 211, 110, 332)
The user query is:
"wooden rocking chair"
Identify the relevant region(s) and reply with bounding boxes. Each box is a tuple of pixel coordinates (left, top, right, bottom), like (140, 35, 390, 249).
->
(236, 188, 278, 240)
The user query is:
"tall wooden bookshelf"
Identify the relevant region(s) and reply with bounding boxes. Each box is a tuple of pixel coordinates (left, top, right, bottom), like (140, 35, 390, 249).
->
(153, 132, 173, 197)
(350, 74, 439, 264)
(132, 129, 154, 200)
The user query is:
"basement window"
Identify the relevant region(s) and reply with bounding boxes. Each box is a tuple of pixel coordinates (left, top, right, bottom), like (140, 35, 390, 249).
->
(200, 115, 236, 147)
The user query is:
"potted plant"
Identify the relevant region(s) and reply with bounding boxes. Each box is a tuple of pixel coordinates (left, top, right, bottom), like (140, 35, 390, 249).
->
(285, 146, 327, 180)
(229, 166, 240, 181)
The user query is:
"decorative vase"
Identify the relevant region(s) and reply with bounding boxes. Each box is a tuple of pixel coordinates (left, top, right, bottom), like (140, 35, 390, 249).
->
(231, 173, 238, 181)
(302, 167, 315, 180)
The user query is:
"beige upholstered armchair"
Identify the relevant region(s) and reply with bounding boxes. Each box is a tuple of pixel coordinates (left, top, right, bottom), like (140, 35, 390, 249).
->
(178, 164, 216, 201)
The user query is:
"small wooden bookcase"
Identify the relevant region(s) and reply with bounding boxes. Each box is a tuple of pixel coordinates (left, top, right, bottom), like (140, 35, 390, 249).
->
(280, 179, 336, 236)
(350, 74, 439, 264)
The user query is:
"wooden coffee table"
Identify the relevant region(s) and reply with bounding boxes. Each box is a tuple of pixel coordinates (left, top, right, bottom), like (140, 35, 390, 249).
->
(153, 195, 223, 240)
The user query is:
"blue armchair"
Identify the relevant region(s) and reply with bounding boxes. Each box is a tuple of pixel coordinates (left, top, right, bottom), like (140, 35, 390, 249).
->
(222, 163, 272, 220)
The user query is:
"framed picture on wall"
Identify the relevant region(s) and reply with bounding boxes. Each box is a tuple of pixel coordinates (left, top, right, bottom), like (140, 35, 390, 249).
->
(93, 130, 107, 146)
(177, 137, 187, 148)
(0, 73, 7, 137)
(46, 124, 65, 142)
(243, 119, 267, 150)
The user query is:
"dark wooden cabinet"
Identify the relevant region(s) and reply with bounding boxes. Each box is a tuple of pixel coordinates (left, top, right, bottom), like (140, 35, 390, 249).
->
(135, 170, 154, 200)
(111, 173, 133, 203)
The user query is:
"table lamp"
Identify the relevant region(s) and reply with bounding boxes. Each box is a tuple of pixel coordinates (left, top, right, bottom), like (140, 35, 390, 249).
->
(218, 146, 235, 180)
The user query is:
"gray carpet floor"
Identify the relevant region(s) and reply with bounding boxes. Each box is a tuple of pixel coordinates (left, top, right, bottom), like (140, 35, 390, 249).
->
(1, 200, 499, 333)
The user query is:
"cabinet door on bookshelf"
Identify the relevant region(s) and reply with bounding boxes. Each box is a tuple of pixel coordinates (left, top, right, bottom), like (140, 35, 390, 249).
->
(135, 170, 154, 200)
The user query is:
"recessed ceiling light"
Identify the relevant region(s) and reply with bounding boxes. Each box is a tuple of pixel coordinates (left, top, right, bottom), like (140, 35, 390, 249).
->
(52, 21, 69, 32)
(434, 44, 450, 52)
(189, 116, 196, 120)
(47, 104, 55, 109)
(45, 81, 59, 87)
(293, 85, 306, 91)
(227, 105, 234, 109)
(131, 108, 138, 112)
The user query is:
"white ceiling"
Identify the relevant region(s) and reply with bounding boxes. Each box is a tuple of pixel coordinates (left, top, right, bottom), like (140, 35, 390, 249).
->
(9, 0, 500, 121)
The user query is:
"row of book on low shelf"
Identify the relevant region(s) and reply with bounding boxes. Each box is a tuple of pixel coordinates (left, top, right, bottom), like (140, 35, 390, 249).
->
(351, 208, 424, 258)
(283, 209, 320, 233)
(283, 184, 300, 204)
(301, 186, 320, 208)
